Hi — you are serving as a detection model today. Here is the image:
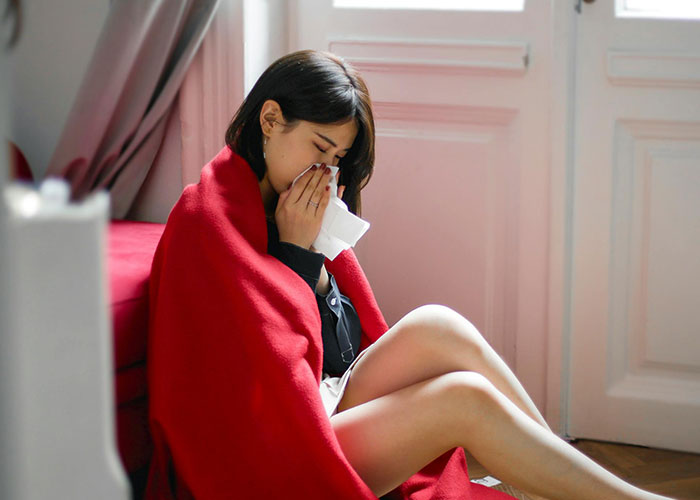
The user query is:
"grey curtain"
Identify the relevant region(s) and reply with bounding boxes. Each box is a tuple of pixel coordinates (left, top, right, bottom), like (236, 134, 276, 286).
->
(45, 0, 220, 218)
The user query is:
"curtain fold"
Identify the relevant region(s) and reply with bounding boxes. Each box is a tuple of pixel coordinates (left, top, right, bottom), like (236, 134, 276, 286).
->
(45, 0, 220, 218)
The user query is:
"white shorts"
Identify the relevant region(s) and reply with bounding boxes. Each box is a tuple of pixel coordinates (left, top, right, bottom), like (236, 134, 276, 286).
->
(319, 346, 371, 418)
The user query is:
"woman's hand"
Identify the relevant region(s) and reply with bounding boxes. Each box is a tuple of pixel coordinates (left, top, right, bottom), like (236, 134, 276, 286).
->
(275, 164, 332, 250)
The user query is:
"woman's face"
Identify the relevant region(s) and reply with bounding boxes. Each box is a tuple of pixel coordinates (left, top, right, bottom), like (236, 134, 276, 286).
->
(260, 100, 358, 195)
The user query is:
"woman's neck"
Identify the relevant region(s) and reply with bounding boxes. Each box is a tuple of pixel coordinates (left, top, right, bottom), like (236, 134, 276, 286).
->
(258, 174, 278, 219)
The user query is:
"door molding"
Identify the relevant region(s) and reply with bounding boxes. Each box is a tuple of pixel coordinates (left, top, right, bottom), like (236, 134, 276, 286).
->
(546, 0, 578, 437)
(329, 37, 529, 77)
(607, 49, 700, 89)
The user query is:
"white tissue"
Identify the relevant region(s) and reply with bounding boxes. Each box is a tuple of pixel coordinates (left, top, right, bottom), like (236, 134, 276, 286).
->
(290, 163, 370, 260)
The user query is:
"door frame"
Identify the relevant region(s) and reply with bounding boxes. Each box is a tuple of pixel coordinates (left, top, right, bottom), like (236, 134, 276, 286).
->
(546, 0, 578, 437)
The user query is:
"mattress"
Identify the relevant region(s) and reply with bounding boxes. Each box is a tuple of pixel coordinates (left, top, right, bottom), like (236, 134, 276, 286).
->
(108, 220, 165, 473)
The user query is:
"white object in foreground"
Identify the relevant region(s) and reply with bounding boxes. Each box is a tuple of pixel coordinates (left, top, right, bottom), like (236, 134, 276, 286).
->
(0, 179, 130, 500)
(470, 475, 503, 487)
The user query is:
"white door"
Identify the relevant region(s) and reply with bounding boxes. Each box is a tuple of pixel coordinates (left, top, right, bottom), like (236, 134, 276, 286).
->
(569, 0, 700, 453)
(291, 0, 554, 416)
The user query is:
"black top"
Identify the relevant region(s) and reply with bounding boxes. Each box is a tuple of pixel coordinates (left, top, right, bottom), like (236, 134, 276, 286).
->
(266, 219, 362, 377)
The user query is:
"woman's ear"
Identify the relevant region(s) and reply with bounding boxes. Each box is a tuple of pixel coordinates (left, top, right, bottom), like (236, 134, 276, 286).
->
(259, 99, 282, 137)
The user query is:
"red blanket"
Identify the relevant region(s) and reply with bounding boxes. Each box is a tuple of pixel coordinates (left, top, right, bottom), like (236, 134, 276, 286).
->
(145, 146, 514, 499)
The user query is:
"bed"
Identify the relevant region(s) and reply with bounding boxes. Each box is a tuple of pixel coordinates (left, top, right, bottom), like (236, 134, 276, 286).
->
(108, 220, 165, 495)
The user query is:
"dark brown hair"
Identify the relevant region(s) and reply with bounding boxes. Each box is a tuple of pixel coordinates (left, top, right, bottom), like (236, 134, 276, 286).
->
(225, 50, 375, 216)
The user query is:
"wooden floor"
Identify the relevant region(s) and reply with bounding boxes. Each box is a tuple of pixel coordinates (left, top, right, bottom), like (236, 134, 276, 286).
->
(464, 439, 700, 499)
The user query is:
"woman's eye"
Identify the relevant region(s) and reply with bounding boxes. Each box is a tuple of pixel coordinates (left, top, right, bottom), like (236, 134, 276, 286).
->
(315, 143, 343, 161)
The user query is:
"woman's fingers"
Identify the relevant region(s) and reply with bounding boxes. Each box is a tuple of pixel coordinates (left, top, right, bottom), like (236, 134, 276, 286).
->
(308, 166, 332, 213)
(299, 164, 328, 209)
(333, 170, 346, 199)
(289, 165, 319, 203)
(279, 163, 332, 217)
(312, 181, 332, 216)
(301, 163, 330, 208)
(275, 164, 333, 249)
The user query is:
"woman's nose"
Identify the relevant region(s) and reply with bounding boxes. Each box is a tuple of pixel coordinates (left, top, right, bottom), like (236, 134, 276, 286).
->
(323, 152, 338, 165)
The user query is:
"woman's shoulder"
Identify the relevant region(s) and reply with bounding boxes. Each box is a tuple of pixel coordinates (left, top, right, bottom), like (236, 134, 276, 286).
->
(160, 147, 266, 255)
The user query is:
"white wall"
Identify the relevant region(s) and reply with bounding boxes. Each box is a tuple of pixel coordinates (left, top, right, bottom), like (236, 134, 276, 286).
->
(243, 0, 289, 95)
(8, 0, 109, 180)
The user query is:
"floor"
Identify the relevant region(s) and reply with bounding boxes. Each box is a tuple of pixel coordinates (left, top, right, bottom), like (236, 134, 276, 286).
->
(464, 438, 700, 500)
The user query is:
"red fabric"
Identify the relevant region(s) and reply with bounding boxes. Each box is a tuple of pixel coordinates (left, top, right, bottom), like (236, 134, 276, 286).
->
(108, 220, 164, 475)
(116, 364, 152, 474)
(7, 140, 34, 181)
(116, 362, 147, 404)
(117, 396, 152, 473)
(108, 220, 165, 370)
(145, 146, 514, 500)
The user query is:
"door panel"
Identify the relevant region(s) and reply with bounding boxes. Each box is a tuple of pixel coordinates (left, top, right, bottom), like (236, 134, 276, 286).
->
(569, 0, 700, 452)
(292, 0, 553, 413)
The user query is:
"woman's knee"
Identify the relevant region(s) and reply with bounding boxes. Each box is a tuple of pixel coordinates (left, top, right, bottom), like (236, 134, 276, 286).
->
(433, 371, 502, 429)
(399, 304, 488, 354)
(437, 370, 496, 398)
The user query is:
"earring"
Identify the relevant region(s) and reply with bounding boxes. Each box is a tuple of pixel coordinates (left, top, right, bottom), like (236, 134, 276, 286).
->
(263, 137, 267, 159)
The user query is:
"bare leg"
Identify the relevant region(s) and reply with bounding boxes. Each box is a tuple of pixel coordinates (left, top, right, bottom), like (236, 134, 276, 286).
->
(331, 371, 673, 500)
(339, 305, 551, 430)
(337, 304, 553, 499)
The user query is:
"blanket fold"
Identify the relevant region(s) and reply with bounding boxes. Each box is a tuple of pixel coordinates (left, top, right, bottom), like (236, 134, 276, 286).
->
(145, 145, 513, 499)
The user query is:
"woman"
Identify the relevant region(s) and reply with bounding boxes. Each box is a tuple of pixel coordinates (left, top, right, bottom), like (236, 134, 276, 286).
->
(148, 50, 673, 500)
